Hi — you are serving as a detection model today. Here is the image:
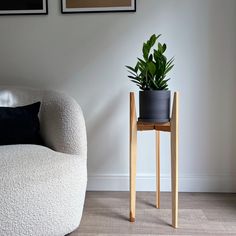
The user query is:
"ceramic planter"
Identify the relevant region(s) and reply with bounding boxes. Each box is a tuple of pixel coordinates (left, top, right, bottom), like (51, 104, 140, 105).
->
(138, 90, 171, 123)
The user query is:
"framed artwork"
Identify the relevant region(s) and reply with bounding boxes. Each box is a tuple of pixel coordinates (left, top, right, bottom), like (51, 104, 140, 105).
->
(61, 0, 136, 14)
(0, 0, 48, 15)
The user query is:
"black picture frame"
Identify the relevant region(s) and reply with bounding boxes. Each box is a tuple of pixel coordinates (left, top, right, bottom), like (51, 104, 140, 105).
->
(61, 0, 136, 14)
(0, 0, 48, 16)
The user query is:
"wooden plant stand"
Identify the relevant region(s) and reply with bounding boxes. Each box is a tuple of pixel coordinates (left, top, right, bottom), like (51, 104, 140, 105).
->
(129, 92, 179, 228)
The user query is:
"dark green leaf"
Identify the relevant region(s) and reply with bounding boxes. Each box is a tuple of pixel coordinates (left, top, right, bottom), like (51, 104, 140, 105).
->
(164, 64, 174, 74)
(148, 54, 153, 61)
(134, 62, 140, 72)
(166, 57, 174, 67)
(158, 43, 163, 53)
(142, 43, 149, 61)
(128, 75, 138, 80)
(126, 66, 136, 73)
(147, 62, 156, 76)
(148, 34, 157, 47)
(127, 70, 137, 77)
(162, 43, 167, 53)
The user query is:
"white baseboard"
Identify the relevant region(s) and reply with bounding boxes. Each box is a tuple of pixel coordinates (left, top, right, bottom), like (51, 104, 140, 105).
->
(87, 174, 236, 192)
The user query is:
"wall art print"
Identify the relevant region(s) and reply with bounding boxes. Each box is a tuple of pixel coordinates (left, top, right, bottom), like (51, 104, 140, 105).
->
(61, 0, 136, 13)
(0, 0, 48, 15)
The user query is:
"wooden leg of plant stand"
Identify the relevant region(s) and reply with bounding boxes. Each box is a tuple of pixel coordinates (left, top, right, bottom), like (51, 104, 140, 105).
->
(156, 131, 160, 209)
(171, 92, 179, 228)
(130, 92, 137, 222)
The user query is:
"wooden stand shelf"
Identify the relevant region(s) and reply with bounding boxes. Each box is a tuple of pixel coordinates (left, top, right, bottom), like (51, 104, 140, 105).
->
(129, 92, 179, 228)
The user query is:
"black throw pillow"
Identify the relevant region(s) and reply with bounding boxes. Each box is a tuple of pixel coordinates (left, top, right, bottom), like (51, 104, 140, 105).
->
(0, 102, 42, 145)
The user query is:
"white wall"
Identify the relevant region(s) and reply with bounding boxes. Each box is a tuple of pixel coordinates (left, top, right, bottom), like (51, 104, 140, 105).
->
(0, 0, 236, 192)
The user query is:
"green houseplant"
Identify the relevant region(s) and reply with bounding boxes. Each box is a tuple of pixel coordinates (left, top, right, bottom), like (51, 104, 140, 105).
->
(126, 34, 174, 122)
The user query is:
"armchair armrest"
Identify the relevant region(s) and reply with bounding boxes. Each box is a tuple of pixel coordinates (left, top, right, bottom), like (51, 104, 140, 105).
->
(40, 91, 87, 157)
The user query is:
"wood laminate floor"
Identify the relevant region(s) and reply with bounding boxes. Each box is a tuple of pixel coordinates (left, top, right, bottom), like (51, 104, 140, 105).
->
(70, 192, 236, 236)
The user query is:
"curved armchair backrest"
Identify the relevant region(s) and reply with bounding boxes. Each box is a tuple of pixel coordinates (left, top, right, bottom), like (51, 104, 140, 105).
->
(0, 86, 87, 157)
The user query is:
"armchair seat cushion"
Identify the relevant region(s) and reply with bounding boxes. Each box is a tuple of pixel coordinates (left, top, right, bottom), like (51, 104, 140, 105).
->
(0, 145, 87, 236)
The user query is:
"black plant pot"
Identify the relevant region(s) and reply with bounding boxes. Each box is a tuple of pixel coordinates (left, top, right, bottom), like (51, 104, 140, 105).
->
(138, 90, 171, 123)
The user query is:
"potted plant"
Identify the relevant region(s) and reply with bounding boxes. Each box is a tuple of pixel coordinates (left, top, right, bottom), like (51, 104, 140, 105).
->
(126, 34, 174, 123)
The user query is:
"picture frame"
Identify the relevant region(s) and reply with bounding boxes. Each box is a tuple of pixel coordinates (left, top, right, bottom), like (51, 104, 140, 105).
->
(61, 0, 136, 14)
(0, 0, 48, 16)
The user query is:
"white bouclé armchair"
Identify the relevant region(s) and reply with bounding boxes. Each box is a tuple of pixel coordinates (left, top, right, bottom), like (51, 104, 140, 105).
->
(0, 87, 87, 236)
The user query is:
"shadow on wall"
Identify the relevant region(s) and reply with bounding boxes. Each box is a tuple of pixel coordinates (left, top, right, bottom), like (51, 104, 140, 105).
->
(174, 0, 236, 180)
(86, 89, 128, 175)
(205, 0, 236, 175)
